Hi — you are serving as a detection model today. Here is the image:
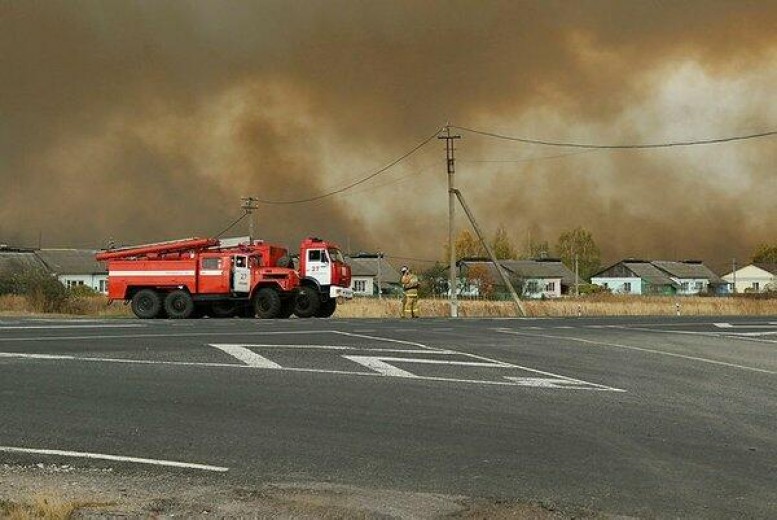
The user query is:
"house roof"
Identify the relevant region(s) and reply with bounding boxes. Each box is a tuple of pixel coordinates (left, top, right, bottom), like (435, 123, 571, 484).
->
(753, 263, 777, 275)
(623, 262, 676, 287)
(347, 256, 401, 284)
(652, 260, 724, 284)
(35, 249, 107, 275)
(0, 251, 47, 273)
(459, 259, 576, 286)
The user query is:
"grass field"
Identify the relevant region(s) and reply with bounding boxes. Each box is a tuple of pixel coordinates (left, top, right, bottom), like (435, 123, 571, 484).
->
(2, 293, 775, 319)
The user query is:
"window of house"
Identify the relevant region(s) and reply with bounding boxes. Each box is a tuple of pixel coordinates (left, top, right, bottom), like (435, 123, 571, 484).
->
(623, 282, 632, 292)
(354, 280, 366, 292)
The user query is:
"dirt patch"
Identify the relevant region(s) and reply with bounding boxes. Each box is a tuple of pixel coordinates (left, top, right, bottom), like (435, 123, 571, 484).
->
(0, 463, 616, 519)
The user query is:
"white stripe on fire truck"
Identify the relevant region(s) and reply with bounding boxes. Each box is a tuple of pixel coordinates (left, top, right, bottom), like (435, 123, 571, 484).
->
(109, 270, 196, 277)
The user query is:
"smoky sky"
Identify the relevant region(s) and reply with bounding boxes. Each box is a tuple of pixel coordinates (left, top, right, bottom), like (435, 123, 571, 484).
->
(1, 1, 775, 271)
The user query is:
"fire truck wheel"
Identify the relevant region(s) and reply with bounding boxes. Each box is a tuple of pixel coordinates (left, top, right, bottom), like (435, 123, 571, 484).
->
(294, 285, 320, 318)
(253, 288, 282, 319)
(164, 290, 195, 319)
(315, 298, 337, 318)
(131, 289, 162, 319)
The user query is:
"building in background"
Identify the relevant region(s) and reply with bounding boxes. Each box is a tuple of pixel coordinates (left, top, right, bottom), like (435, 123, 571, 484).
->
(456, 258, 575, 299)
(35, 249, 108, 293)
(722, 263, 777, 293)
(346, 254, 402, 297)
(591, 259, 724, 295)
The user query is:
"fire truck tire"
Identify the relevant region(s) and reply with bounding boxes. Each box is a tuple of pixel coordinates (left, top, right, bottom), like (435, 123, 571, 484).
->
(294, 285, 320, 318)
(315, 298, 337, 318)
(131, 289, 162, 319)
(253, 288, 282, 319)
(164, 290, 195, 319)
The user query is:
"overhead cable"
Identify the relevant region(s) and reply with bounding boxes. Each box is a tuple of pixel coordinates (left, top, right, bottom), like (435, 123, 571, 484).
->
(460, 149, 597, 163)
(214, 211, 248, 238)
(452, 125, 777, 149)
(254, 127, 443, 205)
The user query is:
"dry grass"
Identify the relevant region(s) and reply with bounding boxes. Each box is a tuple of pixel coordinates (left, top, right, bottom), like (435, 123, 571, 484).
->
(0, 495, 111, 520)
(0, 294, 131, 318)
(335, 295, 777, 318)
(2, 294, 775, 319)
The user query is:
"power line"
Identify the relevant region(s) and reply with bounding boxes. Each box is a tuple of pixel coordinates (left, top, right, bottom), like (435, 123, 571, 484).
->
(254, 127, 443, 205)
(452, 125, 777, 149)
(214, 211, 248, 238)
(460, 149, 597, 163)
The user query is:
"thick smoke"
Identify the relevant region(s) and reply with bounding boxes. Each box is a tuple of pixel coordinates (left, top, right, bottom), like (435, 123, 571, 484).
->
(1, 1, 775, 270)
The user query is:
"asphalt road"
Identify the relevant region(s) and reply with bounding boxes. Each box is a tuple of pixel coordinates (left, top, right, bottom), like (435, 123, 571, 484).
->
(1, 315, 775, 518)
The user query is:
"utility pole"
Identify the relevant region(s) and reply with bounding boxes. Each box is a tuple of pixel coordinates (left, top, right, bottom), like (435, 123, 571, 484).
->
(439, 125, 461, 318)
(377, 251, 383, 300)
(241, 196, 259, 243)
(453, 189, 527, 317)
(575, 252, 580, 297)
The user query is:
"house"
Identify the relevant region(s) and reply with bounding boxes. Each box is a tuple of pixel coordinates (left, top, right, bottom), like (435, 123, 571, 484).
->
(0, 246, 46, 272)
(35, 249, 108, 293)
(346, 254, 402, 296)
(722, 263, 777, 293)
(457, 258, 575, 299)
(591, 259, 723, 295)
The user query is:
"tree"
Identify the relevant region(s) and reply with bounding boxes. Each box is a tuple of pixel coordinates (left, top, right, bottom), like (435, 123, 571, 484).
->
(556, 227, 601, 282)
(447, 229, 486, 259)
(751, 243, 777, 264)
(419, 262, 449, 298)
(491, 225, 516, 260)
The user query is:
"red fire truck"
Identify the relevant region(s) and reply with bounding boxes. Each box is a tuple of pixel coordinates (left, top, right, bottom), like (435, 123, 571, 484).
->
(96, 236, 351, 319)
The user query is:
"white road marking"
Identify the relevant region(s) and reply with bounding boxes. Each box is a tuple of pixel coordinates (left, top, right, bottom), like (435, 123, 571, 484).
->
(212, 344, 354, 351)
(0, 350, 623, 390)
(504, 377, 613, 390)
(714, 322, 777, 329)
(0, 446, 228, 472)
(497, 329, 777, 375)
(333, 331, 436, 350)
(342, 356, 417, 377)
(0, 330, 336, 343)
(208, 344, 458, 354)
(0, 325, 145, 330)
(210, 345, 282, 368)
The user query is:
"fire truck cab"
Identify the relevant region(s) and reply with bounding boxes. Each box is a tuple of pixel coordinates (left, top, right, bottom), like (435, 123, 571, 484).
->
(294, 237, 353, 318)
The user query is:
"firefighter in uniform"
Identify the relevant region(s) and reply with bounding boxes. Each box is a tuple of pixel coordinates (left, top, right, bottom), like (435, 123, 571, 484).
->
(400, 266, 420, 318)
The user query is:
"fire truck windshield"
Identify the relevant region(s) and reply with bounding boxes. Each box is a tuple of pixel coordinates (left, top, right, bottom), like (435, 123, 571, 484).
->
(328, 248, 345, 263)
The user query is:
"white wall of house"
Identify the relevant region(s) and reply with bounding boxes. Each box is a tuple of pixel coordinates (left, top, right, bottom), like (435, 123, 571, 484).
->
(672, 278, 709, 295)
(350, 276, 375, 296)
(590, 277, 642, 295)
(58, 274, 108, 294)
(722, 265, 776, 293)
(523, 277, 562, 299)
